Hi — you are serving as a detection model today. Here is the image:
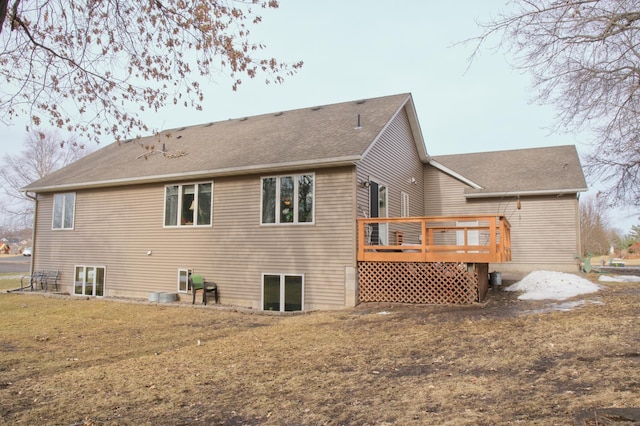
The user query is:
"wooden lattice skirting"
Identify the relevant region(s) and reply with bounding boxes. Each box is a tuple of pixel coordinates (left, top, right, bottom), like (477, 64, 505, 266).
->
(358, 261, 479, 305)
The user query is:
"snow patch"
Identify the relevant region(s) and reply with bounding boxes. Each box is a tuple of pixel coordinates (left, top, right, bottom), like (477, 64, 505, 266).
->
(598, 275, 640, 283)
(505, 270, 601, 301)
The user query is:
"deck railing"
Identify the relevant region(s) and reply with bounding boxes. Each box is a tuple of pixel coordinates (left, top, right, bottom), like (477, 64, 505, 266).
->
(357, 215, 511, 264)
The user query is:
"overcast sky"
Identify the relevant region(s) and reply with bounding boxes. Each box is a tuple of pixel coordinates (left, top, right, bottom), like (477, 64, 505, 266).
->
(0, 0, 637, 231)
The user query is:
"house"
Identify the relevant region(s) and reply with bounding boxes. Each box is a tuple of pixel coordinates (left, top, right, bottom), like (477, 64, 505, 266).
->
(427, 145, 588, 274)
(22, 93, 587, 310)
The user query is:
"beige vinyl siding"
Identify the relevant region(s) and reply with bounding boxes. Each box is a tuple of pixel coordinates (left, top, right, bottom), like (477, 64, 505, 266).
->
(424, 165, 580, 272)
(32, 167, 356, 310)
(211, 167, 356, 310)
(423, 165, 469, 215)
(356, 108, 425, 242)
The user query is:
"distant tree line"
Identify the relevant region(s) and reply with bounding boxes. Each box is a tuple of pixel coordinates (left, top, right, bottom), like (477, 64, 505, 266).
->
(580, 195, 639, 257)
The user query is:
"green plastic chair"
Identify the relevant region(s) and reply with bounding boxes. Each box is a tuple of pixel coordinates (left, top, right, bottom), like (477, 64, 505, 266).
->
(189, 274, 217, 305)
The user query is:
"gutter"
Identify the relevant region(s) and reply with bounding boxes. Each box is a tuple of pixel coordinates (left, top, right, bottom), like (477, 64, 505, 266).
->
(464, 188, 589, 198)
(24, 192, 37, 276)
(22, 155, 362, 193)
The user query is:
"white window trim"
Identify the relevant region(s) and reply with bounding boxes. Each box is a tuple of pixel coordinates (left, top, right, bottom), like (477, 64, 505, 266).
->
(370, 178, 389, 245)
(456, 221, 480, 254)
(260, 173, 315, 225)
(401, 191, 410, 217)
(261, 273, 305, 312)
(163, 181, 213, 228)
(373, 179, 389, 219)
(73, 265, 106, 297)
(52, 192, 76, 230)
(177, 268, 192, 293)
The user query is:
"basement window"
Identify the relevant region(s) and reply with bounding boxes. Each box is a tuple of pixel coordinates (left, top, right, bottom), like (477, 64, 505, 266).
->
(262, 274, 304, 312)
(177, 268, 192, 293)
(74, 266, 105, 297)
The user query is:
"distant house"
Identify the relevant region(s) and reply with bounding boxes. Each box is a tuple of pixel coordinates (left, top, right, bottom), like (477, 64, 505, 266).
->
(22, 93, 587, 310)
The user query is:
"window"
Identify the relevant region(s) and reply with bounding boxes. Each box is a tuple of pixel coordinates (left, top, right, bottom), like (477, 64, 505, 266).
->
(261, 174, 314, 224)
(369, 181, 388, 245)
(74, 266, 105, 296)
(401, 191, 410, 217)
(53, 193, 75, 229)
(262, 274, 304, 312)
(456, 221, 480, 253)
(177, 268, 192, 293)
(164, 182, 212, 227)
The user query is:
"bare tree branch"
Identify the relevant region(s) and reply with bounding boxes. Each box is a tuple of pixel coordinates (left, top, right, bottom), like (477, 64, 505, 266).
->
(580, 194, 613, 256)
(0, 130, 90, 229)
(0, 1, 303, 143)
(468, 0, 640, 208)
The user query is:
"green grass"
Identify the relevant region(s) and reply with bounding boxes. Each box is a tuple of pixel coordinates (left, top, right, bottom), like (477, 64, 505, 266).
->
(0, 274, 27, 291)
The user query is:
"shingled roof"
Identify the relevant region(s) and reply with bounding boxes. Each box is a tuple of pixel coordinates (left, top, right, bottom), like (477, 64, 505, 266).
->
(24, 93, 424, 192)
(430, 145, 588, 197)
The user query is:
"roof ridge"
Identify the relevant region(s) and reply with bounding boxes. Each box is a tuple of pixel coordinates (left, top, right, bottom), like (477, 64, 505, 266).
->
(156, 92, 412, 135)
(432, 144, 577, 158)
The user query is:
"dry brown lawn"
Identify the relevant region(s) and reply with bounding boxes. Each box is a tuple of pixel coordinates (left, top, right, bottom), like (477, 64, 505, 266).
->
(1, 273, 640, 425)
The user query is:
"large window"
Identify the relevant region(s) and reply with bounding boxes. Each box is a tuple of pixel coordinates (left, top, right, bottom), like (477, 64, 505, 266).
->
(53, 193, 75, 229)
(261, 174, 314, 224)
(74, 266, 105, 297)
(164, 182, 212, 227)
(262, 273, 304, 312)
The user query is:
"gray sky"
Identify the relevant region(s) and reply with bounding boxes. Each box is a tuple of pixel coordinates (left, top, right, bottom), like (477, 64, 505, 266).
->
(0, 0, 636, 231)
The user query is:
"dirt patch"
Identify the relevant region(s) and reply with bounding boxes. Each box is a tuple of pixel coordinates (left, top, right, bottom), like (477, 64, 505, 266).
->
(1, 278, 640, 424)
(575, 407, 640, 425)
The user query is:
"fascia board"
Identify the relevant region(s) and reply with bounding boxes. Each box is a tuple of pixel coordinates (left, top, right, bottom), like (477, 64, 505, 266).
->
(360, 94, 430, 163)
(21, 155, 361, 193)
(428, 159, 483, 190)
(464, 188, 589, 198)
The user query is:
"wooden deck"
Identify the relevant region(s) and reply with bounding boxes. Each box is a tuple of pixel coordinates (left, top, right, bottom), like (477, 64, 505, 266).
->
(357, 215, 512, 264)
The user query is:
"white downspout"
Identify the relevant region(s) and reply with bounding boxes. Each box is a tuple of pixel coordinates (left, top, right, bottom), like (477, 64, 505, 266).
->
(24, 192, 37, 275)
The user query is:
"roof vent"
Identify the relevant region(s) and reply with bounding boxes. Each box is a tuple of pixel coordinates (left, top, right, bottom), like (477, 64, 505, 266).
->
(178, 127, 186, 132)
(311, 106, 321, 111)
(274, 112, 283, 116)
(239, 117, 248, 121)
(356, 99, 366, 105)
(355, 114, 362, 130)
